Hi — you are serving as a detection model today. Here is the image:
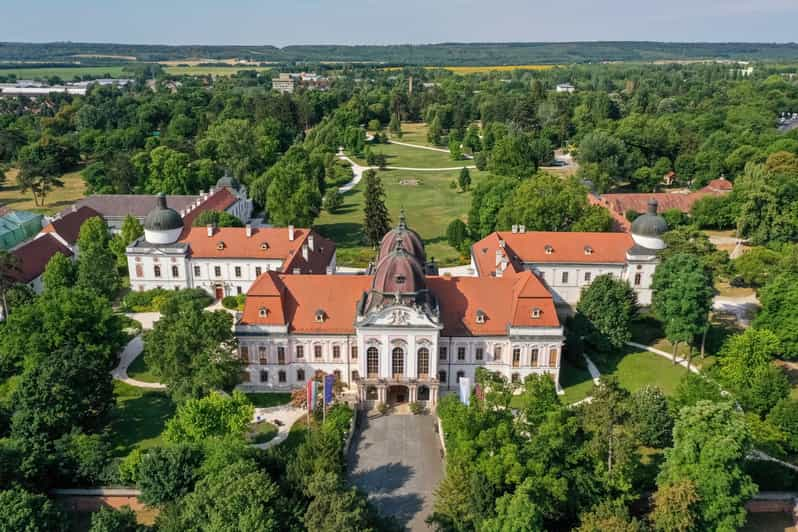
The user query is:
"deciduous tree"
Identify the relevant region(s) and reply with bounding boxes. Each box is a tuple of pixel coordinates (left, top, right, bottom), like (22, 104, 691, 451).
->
(576, 274, 637, 353)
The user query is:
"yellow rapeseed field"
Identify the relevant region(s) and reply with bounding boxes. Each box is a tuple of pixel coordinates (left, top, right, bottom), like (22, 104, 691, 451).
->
(384, 65, 556, 74)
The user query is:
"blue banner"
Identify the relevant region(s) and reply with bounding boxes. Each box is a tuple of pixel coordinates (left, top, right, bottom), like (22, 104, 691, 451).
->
(324, 374, 335, 406)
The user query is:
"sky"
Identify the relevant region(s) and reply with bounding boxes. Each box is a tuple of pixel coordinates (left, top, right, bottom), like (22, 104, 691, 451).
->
(1, 0, 797, 45)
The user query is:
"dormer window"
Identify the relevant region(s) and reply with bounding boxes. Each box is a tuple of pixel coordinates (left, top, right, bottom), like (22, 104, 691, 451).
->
(475, 310, 486, 324)
(315, 309, 326, 323)
(260, 242, 269, 250)
(544, 245, 553, 255)
(258, 307, 268, 318)
(531, 307, 541, 319)
(395, 275, 406, 284)
(216, 241, 225, 250)
(584, 245, 593, 255)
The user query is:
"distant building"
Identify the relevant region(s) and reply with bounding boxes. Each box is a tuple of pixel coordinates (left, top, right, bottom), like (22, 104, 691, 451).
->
(9, 233, 73, 293)
(37, 206, 102, 254)
(555, 83, 576, 93)
(271, 73, 330, 94)
(0, 210, 43, 250)
(0, 78, 133, 98)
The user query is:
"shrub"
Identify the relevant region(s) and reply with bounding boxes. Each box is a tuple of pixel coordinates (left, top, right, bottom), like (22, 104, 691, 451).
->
(376, 402, 389, 415)
(323, 188, 344, 213)
(222, 295, 239, 310)
(122, 287, 213, 313)
(409, 402, 423, 415)
(446, 219, 469, 251)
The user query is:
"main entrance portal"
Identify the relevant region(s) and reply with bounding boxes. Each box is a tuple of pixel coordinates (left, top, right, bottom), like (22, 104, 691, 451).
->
(388, 385, 409, 405)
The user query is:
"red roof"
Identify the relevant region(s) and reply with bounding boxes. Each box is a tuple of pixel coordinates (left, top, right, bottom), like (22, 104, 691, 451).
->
(180, 227, 335, 274)
(241, 270, 559, 336)
(700, 178, 733, 194)
(11, 233, 73, 283)
(179, 188, 238, 238)
(40, 206, 102, 245)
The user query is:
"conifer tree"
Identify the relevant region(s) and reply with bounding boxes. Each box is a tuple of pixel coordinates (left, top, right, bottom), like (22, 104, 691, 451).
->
(362, 170, 390, 246)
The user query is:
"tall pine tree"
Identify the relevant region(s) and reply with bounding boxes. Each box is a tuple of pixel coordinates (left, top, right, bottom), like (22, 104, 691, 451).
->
(362, 170, 390, 246)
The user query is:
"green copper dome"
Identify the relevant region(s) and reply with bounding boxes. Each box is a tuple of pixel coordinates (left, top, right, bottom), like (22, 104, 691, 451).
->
(144, 193, 183, 232)
(216, 170, 240, 190)
(631, 199, 668, 239)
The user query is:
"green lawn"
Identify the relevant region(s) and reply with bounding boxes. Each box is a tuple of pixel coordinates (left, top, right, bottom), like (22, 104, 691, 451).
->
(0, 66, 129, 80)
(1, 168, 87, 215)
(593, 348, 690, 396)
(245, 392, 292, 408)
(316, 168, 486, 267)
(126, 351, 161, 384)
(107, 381, 175, 457)
(353, 141, 463, 169)
(248, 421, 278, 444)
(390, 123, 434, 146)
(559, 361, 595, 404)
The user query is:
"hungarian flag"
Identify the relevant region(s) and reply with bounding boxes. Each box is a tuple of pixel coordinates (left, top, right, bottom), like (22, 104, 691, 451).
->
(324, 374, 335, 407)
(306, 379, 317, 413)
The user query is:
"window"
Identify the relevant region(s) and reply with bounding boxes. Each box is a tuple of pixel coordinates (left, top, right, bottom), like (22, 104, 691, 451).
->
(351, 346, 358, 360)
(438, 370, 447, 384)
(216, 242, 225, 250)
(367, 347, 379, 378)
(634, 273, 642, 286)
(512, 348, 520, 368)
(277, 346, 285, 365)
(476, 347, 484, 361)
(439, 346, 448, 361)
(457, 347, 466, 361)
(135, 264, 143, 278)
(584, 245, 593, 255)
(475, 310, 486, 324)
(240, 346, 249, 363)
(172, 265, 179, 277)
(456, 370, 465, 383)
(259, 307, 268, 317)
(259, 370, 269, 383)
(561, 271, 569, 284)
(297, 369, 305, 382)
(352, 370, 360, 382)
(153, 265, 161, 278)
(417, 348, 430, 378)
(511, 373, 520, 383)
(549, 349, 558, 367)
(259, 346, 268, 364)
(545, 245, 553, 255)
(531, 348, 539, 367)
(296, 345, 304, 359)
(314, 345, 322, 360)
(193, 265, 201, 277)
(278, 370, 286, 383)
(236, 286, 242, 295)
(584, 271, 592, 282)
(333, 345, 341, 359)
(531, 308, 541, 319)
(494, 345, 502, 361)
(418, 385, 430, 401)
(255, 267, 262, 276)
(214, 266, 221, 277)
(392, 347, 404, 378)
(333, 370, 341, 381)
(235, 266, 242, 278)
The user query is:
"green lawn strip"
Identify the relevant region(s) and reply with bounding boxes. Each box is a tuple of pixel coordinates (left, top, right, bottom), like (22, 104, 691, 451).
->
(107, 381, 175, 457)
(315, 168, 484, 267)
(248, 421, 278, 444)
(245, 392, 292, 408)
(593, 348, 689, 396)
(0, 66, 129, 79)
(126, 351, 161, 383)
(391, 123, 433, 146)
(559, 361, 595, 404)
(352, 141, 464, 169)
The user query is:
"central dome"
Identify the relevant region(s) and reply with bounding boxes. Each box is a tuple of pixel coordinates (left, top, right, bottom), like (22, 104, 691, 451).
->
(379, 210, 426, 264)
(630, 199, 668, 250)
(365, 239, 429, 311)
(144, 193, 184, 244)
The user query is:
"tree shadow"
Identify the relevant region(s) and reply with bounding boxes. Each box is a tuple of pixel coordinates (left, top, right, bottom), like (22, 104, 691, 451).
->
(349, 462, 415, 495)
(370, 493, 425, 528)
(315, 222, 363, 248)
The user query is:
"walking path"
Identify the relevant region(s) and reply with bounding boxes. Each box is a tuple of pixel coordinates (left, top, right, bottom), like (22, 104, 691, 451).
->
(111, 335, 166, 390)
(713, 293, 760, 327)
(337, 152, 368, 193)
(251, 405, 306, 450)
(626, 341, 701, 374)
(388, 139, 474, 159)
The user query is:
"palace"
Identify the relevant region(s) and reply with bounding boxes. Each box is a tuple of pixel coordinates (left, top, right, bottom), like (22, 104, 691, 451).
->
(235, 214, 566, 408)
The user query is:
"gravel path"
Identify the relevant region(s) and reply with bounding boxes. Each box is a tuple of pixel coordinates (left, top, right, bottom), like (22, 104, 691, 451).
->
(251, 405, 307, 449)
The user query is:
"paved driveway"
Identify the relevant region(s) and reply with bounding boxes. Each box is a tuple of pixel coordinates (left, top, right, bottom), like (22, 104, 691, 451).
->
(348, 414, 444, 531)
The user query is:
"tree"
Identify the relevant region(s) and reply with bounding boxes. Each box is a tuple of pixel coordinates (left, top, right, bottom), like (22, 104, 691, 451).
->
(362, 170, 390, 246)
(628, 386, 673, 448)
(651, 253, 714, 364)
(323, 188, 344, 213)
(767, 398, 798, 454)
(76, 216, 120, 299)
(458, 167, 471, 191)
(732, 247, 782, 287)
(489, 133, 549, 178)
(16, 139, 70, 207)
(191, 209, 244, 228)
(0, 487, 67, 532)
(449, 137, 463, 161)
(650, 479, 700, 532)
(109, 215, 144, 269)
(388, 115, 402, 138)
(163, 391, 254, 445)
(657, 401, 756, 532)
(754, 273, 798, 359)
(576, 500, 643, 532)
(139, 146, 198, 195)
(467, 175, 518, 238)
(445, 219, 468, 252)
(42, 252, 76, 292)
(265, 146, 322, 227)
(144, 302, 241, 402)
(304, 472, 379, 532)
(89, 506, 140, 532)
(463, 124, 482, 153)
(427, 116, 443, 145)
(138, 444, 202, 506)
(718, 328, 780, 392)
(576, 274, 637, 353)
(0, 250, 21, 319)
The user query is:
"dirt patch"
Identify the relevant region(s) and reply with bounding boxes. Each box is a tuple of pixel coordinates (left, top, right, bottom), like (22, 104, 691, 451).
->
(398, 179, 421, 186)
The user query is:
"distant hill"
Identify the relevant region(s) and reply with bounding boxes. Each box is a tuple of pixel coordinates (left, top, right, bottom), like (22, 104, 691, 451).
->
(2, 41, 798, 66)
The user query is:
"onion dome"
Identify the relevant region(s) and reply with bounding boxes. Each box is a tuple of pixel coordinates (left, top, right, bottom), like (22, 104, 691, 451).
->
(216, 169, 240, 191)
(366, 239, 429, 311)
(630, 199, 668, 250)
(144, 193, 184, 245)
(379, 209, 426, 263)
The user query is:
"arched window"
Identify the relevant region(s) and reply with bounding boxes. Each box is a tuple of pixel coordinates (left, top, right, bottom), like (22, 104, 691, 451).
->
(456, 370, 465, 383)
(417, 348, 430, 378)
(366, 385, 378, 400)
(418, 385, 430, 401)
(367, 347, 379, 378)
(438, 370, 447, 384)
(392, 347, 404, 378)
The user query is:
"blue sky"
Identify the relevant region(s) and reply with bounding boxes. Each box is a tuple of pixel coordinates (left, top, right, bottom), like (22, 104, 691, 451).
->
(2, 0, 797, 45)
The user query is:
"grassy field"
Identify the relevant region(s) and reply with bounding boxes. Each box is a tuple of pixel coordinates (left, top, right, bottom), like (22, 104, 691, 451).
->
(384, 65, 556, 74)
(354, 141, 462, 169)
(0, 66, 129, 80)
(594, 349, 689, 396)
(391, 123, 433, 146)
(1, 168, 86, 215)
(248, 421, 278, 444)
(246, 392, 292, 408)
(559, 361, 595, 404)
(316, 167, 485, 266)
(126, 352, 161, 384)
(163, 65, 273, 76)
(107, 381, 175, 457)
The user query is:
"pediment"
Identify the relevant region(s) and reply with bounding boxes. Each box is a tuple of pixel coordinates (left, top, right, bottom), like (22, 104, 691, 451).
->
(358, 305, 440, 329)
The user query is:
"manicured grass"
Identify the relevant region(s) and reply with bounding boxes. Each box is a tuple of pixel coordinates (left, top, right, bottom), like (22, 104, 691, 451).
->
(245, 392, 292, 408)
(316, 168, 486, 267)
(1, 168, 86, 215)
(390, 123, 433, 146)
(107, 381, 175, 457)
(593, 348, 689, 396)
(249, 421, 278, 444)
(0, 66, 129, 80)
(353, 141, 463, 169)
(559, 361, 595, 404)
(126, 352, 161, 384)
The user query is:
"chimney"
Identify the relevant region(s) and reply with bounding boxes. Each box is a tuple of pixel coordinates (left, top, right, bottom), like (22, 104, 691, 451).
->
(206, 224, 214, 237)
(519, 225, 526, 233)
(71, 205, 77, 213)
(245, 224, 252, 237)
(495, 249, 503, 266)
(301, 244, 309, 261)
(288, 225, 295, 241)
(512, 224, 518, 233)
(308, 234, 315, 251)
(499, 239, 505, 248)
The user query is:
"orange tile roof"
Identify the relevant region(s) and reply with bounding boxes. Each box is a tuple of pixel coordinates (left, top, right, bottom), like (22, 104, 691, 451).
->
(40, 206, 102, 245)
(700, 178, 733, 193)
(241, 270, 559, 336)
(180, 227, 335, 274)
(598, 191, 711, 216)
(178, 188, 238, 238)
(472, 231, 633, 276)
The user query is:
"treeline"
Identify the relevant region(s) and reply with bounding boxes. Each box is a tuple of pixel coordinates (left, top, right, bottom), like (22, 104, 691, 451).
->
(5, 41, 798, 65)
